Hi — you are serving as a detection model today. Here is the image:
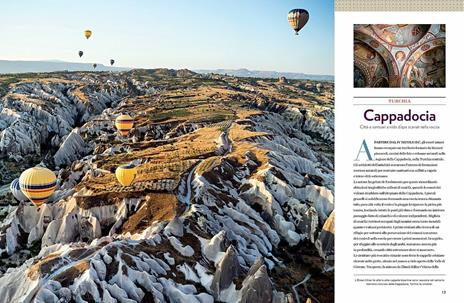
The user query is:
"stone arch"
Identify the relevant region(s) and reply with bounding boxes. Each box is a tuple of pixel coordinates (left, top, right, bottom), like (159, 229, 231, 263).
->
(400, 37, 445, 87)
(353, 39, 391, 87)
(354, 30, 399, 86)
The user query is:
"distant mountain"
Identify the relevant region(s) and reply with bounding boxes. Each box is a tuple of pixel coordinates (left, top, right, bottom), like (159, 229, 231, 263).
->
(0, 60, 129, 74)
(0, 62, 334, 82)
(195, 68, 334, 81)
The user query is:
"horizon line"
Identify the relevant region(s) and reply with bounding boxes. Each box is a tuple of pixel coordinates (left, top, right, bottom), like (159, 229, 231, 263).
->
(0, 59, 334, 77)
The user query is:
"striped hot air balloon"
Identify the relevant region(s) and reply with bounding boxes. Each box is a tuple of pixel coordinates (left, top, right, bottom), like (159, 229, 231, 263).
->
(115, 114, 135, 136)
(10, 178, 28, 202)
(115, 164, 137, 186)
(288, 9, 309, 35)
(19, 167, 57, 207)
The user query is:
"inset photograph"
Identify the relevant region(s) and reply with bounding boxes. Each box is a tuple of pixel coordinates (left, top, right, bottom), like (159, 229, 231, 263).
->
(354, 24, 445, 88)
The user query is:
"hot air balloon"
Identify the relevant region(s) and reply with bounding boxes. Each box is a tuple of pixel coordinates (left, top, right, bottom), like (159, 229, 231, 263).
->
(288, 9, 309, 35)
(110, 59, 115, 66)
(115, 164, 137, 186)
(78, 50, 84, 58)
(19, 167, 57, 207)
(93, 63, 97, 69)
(115, 114, 135, 136)
(84, 29, 92, 39)
(10, 178, 28, 202)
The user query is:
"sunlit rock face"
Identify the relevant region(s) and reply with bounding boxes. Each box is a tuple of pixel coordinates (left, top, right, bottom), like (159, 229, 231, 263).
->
(0, 70, 334, 303)
(0, 74, 130, 184)
(53, 129, 90, 167)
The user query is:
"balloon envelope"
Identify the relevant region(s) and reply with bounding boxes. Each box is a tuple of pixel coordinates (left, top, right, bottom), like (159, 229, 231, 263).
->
(288, 9, 309, 35)
(78, 51, 83, 58)
(110, 59, 115, 66)
(19, 167, 57, 206)
(93, 64, 97, 69)
(10, 178, 28, 202)
(84, 30, 92, 39)
(115, 164, 137, 186)
(115, 114, 135, 136)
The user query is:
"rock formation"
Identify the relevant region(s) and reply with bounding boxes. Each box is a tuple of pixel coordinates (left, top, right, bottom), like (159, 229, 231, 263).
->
(0, 70, 334, 303)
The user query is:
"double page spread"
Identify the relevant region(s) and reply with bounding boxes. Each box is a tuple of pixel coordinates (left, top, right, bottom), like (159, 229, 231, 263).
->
(0, 1, 462, 302)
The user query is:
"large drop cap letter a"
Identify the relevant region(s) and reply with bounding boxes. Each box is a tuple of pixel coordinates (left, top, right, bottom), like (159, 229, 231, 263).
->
(355, 139, 372, 161)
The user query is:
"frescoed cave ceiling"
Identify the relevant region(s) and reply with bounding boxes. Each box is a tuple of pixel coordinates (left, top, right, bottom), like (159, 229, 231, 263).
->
(353, 24, 445, 88)
(354, 42, 389, 87)
(371, 24, 430, 46)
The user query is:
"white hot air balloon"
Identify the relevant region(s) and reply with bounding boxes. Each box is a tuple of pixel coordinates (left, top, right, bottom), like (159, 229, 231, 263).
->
(10, 178, 28, 202)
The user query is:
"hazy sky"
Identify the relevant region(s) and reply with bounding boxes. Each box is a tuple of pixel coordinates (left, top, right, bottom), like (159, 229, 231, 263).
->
(1, 0, 334, 75)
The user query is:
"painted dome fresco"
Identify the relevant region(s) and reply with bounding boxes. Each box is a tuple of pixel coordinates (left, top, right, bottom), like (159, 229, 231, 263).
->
(353, 24, 445, 88)
(371, 24, 431, 46)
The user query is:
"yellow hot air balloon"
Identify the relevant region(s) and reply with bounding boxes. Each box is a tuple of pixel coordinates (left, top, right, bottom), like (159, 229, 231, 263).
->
(288, 9, 309, 35)
(84, 29, 92, 39)
(115, 114, 135, 136)
(115, 164, 137, 186)
(19, 167, 57, 207)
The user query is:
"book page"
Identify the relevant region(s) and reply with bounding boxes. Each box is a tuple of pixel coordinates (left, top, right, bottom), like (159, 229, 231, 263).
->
(335, 1, 463, 302)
